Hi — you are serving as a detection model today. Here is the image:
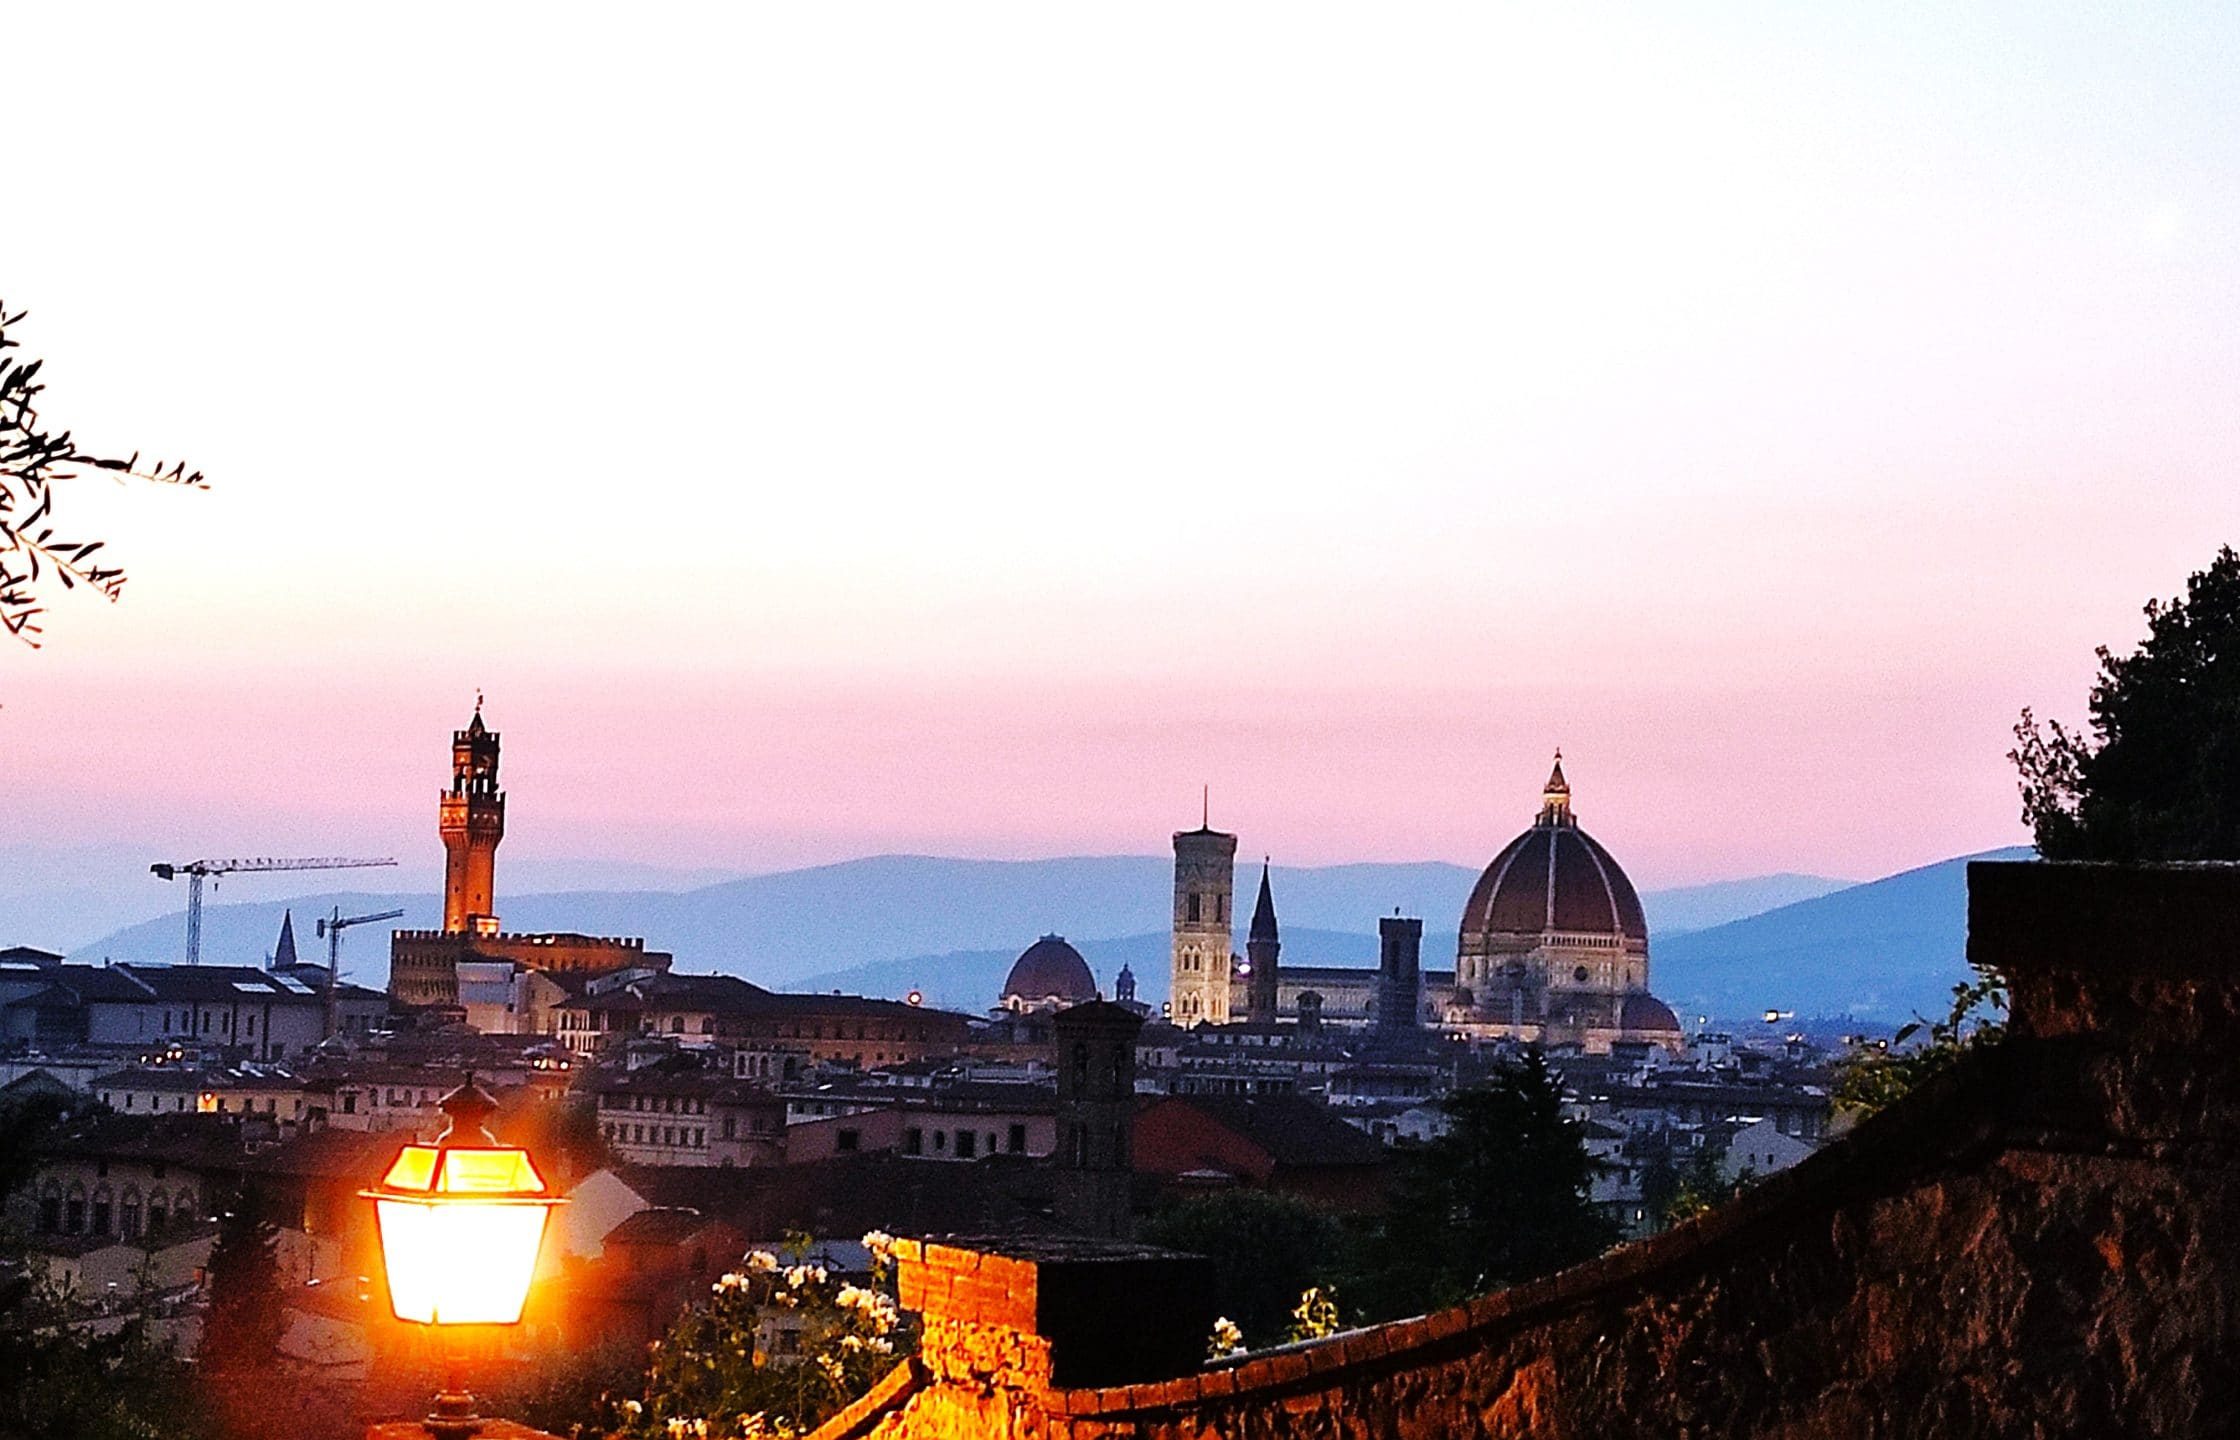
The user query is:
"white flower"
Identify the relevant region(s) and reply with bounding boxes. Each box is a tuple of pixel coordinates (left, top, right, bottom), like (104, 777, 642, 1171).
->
(860, 1229, 896, 1260)
(715, 1272, 747, 1292)
(745, 1250, 779, 1273)
(1207, 1316, 1246, 1358)
(622, 1400, 643, 1415)
(783, 1264, 827, 1290)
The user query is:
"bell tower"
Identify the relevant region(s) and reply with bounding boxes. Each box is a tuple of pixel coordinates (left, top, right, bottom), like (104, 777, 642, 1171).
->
(1245, 859, 1281, 1023)
(439, 700, 505, 935)
(1170, 794, 1237, 1027)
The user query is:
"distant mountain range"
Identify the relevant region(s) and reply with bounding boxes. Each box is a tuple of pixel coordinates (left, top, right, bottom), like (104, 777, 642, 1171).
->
(52, 857, 1849, 1003)
(45, 846, 2014, 1023)
(789, 853, 2017, 1024)
(1652, 846, 2034, 1025)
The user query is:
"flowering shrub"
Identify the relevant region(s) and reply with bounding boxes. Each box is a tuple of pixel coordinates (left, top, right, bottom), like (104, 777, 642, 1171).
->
(1286, 1286, 1341, 1343)
(616, 1231, 909, 1439)
(1207, 1285, 1342, 1362)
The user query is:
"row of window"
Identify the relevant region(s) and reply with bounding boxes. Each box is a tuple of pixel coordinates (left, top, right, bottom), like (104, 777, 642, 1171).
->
(1183, 891, 1230, 924)
(37, 1186, 198, 1240)
(599, 1091, 708, 1115)
(900, 1123, 1029, 1158)
(607, 1122, 707, 1149)
(99, 1091, 299, 1117)
(562, 1011, 935, 1046)
(158, 1008, 264, 1036)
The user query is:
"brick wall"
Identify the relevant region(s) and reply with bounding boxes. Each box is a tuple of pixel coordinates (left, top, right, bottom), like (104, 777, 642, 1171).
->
(812, 862, 2240, 1439)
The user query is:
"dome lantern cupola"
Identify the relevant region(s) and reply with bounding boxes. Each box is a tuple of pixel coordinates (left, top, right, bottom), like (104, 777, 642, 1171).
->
(1539, 750, 1573, 827)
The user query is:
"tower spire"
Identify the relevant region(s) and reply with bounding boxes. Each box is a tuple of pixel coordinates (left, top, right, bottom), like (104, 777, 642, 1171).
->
(271, 909, 298, 972)
(1540, 749, 1573, 826)
(1245, 855, 1281, 1022)
(1202, 784, 1209, 831)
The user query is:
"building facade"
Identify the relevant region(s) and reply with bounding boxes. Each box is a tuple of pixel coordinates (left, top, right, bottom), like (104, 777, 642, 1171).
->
(1169, 820, 1238, 1027)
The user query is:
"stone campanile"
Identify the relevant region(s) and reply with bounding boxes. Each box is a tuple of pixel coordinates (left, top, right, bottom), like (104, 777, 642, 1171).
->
(1170, 804, 1237, 1027)
(1377, 912, 1424, 1033)
(439, 702, 505, 935)
(1054, 999, 1145, 1239)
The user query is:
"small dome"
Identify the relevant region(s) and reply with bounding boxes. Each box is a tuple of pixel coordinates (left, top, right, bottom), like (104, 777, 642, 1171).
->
(1002, 934, 1096, 1006)
(1620, 993, 1682, 1033)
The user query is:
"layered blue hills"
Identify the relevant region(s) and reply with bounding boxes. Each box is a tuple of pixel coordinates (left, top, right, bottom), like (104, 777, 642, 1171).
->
(1653, 847, 2034, 1025)
(55, 856, 1847, 1005)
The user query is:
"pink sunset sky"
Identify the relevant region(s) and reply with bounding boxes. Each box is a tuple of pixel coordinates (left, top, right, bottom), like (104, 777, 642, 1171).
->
(8, 6, 2239, 890)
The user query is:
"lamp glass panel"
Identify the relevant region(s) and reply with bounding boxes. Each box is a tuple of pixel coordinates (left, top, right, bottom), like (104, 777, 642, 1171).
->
(439, 1148, 544, 1194)
(374, 1197, 551, 1324)
(381, 1146, 440, 1192)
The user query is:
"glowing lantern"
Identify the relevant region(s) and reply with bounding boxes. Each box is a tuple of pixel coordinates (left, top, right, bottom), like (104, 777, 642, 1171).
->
(365, 1078, 560, 1326)
(364, 1078, 562, 1439)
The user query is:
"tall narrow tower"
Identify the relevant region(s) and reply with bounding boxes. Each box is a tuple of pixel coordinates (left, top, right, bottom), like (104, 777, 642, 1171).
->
(1170, 803, 1237, 1027)
(439, 703, 505, 935)
(1377, 913, 1424, 1034)
(1245, 860, 1281, 1023)
(1054, 999, 1145, 1239)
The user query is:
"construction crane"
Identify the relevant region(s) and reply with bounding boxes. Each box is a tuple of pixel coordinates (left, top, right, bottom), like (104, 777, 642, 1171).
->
(150, 856, 397, 965)
(314, 906, 405, 1038)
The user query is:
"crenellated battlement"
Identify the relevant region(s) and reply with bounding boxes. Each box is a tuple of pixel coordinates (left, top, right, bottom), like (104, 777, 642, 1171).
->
(391, 929, 647, 949)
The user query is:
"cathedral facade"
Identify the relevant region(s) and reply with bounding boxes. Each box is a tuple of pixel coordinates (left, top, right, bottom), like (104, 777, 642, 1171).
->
(1167, 756, 1683, 1054)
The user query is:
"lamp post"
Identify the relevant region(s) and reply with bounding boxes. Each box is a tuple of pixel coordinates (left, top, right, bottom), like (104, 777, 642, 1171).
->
(364, 1077, 563, 1440)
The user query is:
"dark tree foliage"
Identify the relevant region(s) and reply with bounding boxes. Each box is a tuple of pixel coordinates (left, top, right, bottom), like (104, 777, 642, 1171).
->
(1139, 1189, 1350, 1345)
(2013, 545, 2240, 860)
(0, 301, 204, 646)
(198, 1189, 287, 1426)
(0, 1092, 215, 1440)
(1636, 1152, 1680, 1228)
(1357, 1051, 1616, 1317)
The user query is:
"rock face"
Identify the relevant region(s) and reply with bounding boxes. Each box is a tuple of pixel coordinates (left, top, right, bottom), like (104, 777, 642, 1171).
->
(815, 862, 2240, 1440)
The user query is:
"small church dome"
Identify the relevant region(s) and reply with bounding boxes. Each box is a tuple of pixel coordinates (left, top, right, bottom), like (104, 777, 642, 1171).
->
(1620, 993, 1683, 1033)
(1002, 935, 1097, 1008)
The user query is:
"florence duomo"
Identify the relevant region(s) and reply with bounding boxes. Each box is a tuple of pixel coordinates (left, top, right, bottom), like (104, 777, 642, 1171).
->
(1168, 754, 1682, 1052)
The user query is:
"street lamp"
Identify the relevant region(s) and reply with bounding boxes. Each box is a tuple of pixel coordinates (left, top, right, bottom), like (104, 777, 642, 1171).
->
(364, 1077, 562, 1440)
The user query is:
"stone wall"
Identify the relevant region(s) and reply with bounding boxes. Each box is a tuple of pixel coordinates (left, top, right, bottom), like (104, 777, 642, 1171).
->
(814, 862, 2240, 1439)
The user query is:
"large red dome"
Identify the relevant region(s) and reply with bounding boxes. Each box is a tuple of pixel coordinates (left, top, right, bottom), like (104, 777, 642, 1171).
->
(1460, 822, 1647, 941)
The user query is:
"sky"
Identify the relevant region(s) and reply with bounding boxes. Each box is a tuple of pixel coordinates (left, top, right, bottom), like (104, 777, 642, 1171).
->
(6, 4, 2239, 894)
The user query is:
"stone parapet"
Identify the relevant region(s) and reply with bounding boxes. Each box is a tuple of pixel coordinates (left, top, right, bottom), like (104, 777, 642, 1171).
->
(893, 1235, 1212, 1388)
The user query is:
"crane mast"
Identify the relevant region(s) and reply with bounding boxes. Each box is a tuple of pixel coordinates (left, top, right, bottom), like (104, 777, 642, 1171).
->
(150, 856, 397, 964)
(314, 905, 405, 1038)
